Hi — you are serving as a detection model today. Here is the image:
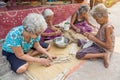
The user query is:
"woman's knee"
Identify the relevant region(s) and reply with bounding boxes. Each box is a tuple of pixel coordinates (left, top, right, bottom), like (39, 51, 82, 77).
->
(46, 44, 51, 51)
(76, 52, 85, 59)
(16, 63, 29, 74)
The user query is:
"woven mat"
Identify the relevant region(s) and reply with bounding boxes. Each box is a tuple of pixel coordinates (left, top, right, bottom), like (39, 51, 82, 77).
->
(27, 42, 86, 80)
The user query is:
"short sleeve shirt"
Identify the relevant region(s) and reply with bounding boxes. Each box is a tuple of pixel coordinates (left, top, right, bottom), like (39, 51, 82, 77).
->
(2, 26, 40, 53)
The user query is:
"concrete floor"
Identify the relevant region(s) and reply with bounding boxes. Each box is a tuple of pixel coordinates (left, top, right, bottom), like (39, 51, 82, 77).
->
(66, 53, 120, 80)
(66, 2, 120, 80)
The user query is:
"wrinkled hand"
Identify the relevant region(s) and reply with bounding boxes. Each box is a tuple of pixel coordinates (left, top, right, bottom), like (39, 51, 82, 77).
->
(87, 34, 96, 41)
(55, 30, 61, 35)
(83, 32, 89, 37)
(75, 29, 80, 33)
(48, 54, 57, 61)
(39, 58, 51, 67)
(83, 32, 96, 41)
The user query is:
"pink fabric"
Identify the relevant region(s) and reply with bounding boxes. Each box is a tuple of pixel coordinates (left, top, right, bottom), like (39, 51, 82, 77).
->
(0, 4, 80, 39)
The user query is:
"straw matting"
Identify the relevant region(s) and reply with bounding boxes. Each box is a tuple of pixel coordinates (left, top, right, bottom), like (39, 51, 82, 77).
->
(27, 42, 85, 80)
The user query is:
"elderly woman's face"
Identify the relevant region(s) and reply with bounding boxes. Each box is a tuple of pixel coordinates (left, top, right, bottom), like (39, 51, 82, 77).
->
(93, 15, 105, 25)
(78, 12, 87, 18)
(45, 15, 53, 22)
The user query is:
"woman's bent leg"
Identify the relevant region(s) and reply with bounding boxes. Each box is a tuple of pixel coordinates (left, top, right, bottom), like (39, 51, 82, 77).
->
(16, 63, 29, 74)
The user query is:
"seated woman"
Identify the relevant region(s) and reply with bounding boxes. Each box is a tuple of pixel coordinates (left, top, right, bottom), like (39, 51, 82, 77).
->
(76, 4, 115, 68)
(41, 9, 62, 41)
(70, 4, 97, 35)
(2, 13, 56, 74)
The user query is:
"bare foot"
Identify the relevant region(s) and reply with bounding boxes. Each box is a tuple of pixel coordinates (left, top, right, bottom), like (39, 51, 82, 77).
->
(103, 53, 109, 68)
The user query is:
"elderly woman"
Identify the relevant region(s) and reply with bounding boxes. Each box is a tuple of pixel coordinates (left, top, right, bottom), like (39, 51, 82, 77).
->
(70, 4, 97, 35)
(41, 9, 61, 41)
(76, 4, 115, 68)
(2, 13, 56, 74)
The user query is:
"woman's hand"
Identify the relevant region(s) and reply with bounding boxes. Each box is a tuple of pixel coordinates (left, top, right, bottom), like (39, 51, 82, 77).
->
(76, 29, 80, 33)
(48, 30, 61, 36)
(54, 30, 61, 36)
(39, 54, 57, 66)
(87, 34, 96, 41)
(84, 32, 96, 41)
(83, 32, 89, 37)
(36, 58, 51, 67)
(47, 54, 57, 61)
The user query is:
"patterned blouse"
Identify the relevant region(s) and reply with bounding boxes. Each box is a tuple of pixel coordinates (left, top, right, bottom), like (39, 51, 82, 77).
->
(2, 26, 40, 53)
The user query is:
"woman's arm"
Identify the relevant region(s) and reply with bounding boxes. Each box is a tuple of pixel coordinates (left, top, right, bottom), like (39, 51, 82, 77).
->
(41, 32, 56, 36)
(70, 13, 80, 32)
(41, 26, 61, 36)
(11, 46, 41, 62)
(11, 46, 51, 66)
(34, 42, 56, 61)
(104, 26, 113, 49)
(87, 25, 113, 50)
(51, 26, 61, 35)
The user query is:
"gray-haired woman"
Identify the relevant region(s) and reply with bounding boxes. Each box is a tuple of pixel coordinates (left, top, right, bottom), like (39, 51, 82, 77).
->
(76, 4, 115, 68)
(2, 13, 56, 74)
(41, 9, 61, 41)
(70, 4, 97, 35)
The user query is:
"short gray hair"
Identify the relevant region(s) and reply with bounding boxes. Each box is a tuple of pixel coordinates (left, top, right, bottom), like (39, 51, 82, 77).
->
(90, 4, 108, 18)
(78, 4, 90, 14)
(22, 13, 47, 34)
(42, 9, 54, 18)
